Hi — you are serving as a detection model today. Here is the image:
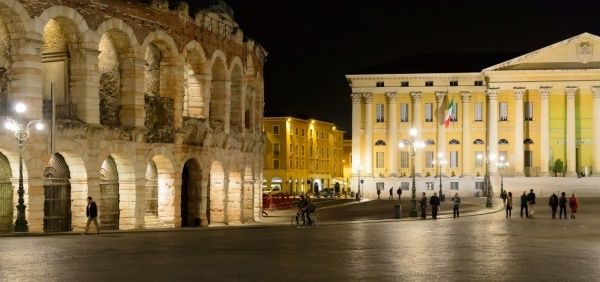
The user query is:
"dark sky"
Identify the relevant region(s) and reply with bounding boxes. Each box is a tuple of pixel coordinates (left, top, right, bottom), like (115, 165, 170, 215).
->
(190, 0, 600, 135)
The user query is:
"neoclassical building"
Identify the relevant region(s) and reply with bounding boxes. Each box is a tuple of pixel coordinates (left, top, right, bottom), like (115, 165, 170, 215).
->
(347, 33, 600, 198)
(0, 0, 266, 233)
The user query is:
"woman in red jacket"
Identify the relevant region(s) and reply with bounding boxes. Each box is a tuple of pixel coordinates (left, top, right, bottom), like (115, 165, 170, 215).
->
(569, 193, 580, 219)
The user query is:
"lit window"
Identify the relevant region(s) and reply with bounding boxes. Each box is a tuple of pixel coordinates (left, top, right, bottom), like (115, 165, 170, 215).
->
(273, 125, 279, 135)
(376, 104, 385, 123)
(400, 103, 409, 122)
(376, 152, 385, 168)
(425, 103, 433, 122)
(474, 102, 483, 121)
(450, 151, 459, 168)
(525, 102, 534, 121)
(499, 102, 508, 121)
(475, 151, 483, 167)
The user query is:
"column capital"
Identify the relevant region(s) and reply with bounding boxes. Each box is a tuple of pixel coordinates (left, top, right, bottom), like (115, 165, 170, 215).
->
(460, 91, 472, 103)
(566, 86, 578, 99)
(539, 86, 552, 99)
(486, 88, 499, 100)
(435, 91, 447, 103)
(385, 92, 398, 103)
(351, 93, 363, 104)
(592, 86, 600, 98)
(362, 92, 373, 104)
(410, 91, 422, 102)
(513, 87, 526, 100)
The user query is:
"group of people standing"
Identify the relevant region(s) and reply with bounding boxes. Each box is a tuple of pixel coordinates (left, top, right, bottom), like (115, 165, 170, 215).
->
(501, 189, 580, 219)
(418, 192, 461, 219)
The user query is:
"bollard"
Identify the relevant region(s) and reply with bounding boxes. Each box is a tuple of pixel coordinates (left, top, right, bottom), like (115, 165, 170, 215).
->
(394, 204, 402, 219)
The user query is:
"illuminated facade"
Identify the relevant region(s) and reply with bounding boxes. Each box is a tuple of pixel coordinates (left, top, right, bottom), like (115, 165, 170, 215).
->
(263, 117, 345, 195)
(347, 33, 600, 197)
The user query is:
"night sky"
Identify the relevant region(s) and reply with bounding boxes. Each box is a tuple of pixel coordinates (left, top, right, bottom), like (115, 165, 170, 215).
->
(189, 0, 600, 136)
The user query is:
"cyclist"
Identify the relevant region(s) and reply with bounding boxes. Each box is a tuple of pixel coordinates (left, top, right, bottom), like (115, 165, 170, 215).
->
(296, 194, 308, 224)
(304, 196, 316, 225)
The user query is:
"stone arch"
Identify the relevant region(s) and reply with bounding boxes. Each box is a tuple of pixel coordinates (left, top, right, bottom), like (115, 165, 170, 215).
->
(97, 20, 138, 127)
(209, 160, 225, 225)
(142, 149, 176, 228)
(229, 57, 244, 130)
(181, 158, 202, 227)
(209, 50, 228, 130)
(0, 152, 12, 232)
(182, 40, 209, 119)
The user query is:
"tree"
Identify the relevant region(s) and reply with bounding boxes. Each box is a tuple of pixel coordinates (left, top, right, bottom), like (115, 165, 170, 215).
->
(553, 159, 564, 177)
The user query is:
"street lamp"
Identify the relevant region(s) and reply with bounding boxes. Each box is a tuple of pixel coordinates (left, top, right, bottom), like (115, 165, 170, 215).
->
(477, 152, 496, 208)
(432, 152, 446, 201)
(497, 156, 509, 195)
(399, 128, 425, 217)
(4, 102, 44, 232)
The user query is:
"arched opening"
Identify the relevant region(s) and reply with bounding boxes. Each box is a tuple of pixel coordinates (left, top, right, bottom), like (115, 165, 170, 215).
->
(473, 139, 484, 145)
(181, 158, 202, 227)
(524, 138, 534, 144)
(145, 160, 159, 216)
(183, 45, 207, 119)
(144, 155, 175, 228)
(0, 153, 12, 232)
(144, 42, 175, 143)
(210, 57, 227, 128)
(374, 140, 386, 146)
(99, 156, 119, 230)
(425, 139, 435, 145)
(227, 170, 242, 223)
(498, 139, 510, 145)
(209, 161, 225, 224)
(43, 153, 72, 232)
(449, 139, 460, 145)
(42, 18, 81, 120)
(230, 64, 243, 130)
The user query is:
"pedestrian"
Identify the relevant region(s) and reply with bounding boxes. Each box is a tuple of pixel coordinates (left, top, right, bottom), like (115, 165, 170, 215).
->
(397, 187, 402, 200)
(419, 192, 427, 219)
(527, 189, 536, 219)
(520, 191, 529, 218)
(506, 192, 513, 218)
(376, 188, 381, 200)
(500, 190, 507, 207)
(389, 187, 393, 200)
(451, 193, 461, 218)
(549, 192, 559, 219)
(559, 192, 568, 219)
(430, 192, 440, 219)
(85, 196, 100, 235)
(569, 193, 579, 219)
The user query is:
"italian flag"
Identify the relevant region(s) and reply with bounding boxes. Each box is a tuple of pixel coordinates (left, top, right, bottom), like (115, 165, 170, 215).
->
(444, 97, 456, 128)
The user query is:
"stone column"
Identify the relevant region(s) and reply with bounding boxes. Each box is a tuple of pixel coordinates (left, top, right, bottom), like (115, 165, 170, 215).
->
(363, 93, 374, 175)
(593, 86, 600, 176)
(566, 86, 578, 176)
(11, 37, 43, 120)
(513, 87, 525, 176)
(539, 86, 551, 176)
(487, 88, 499, 174)
(410, 92, 423, 176)
(435, 92, 447, 172)
(460, 91, 472, 176)
(351, 93, 363, 175)
(386, 92, 398, 176)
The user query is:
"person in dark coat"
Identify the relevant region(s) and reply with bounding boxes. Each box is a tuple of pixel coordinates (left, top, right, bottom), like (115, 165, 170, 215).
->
(549, 193, 559, 219)
(429, 192, 440, 219)
(389, 187, 393, 200)
(397, 188, 402, 200)
(559, 192, 568, 219)
(527, 189, 536, 219)
(419, 192, 427, 219)
(451, 193, 461, 219)
(505, 192, 513, 218)
(376, 188, 381, 200)
(85, 196, 100, 235)
(520, 191, 529, 218)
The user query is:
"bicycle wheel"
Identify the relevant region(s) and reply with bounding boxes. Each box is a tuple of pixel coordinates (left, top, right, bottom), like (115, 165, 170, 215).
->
(311, 213, 320, 226)
(291, 215, 299, 227)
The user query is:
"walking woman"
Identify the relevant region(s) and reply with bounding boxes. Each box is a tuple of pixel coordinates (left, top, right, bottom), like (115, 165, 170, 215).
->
(569, 193, 580, 219)
(505, 192, 513, 218)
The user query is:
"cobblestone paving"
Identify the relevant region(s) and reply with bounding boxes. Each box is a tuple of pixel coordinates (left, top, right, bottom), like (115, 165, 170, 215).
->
(0, 199, 599, 281)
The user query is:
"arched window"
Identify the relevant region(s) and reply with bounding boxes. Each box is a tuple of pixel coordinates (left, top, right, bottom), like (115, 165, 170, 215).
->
(498, 139, 509, 145)
(449, 139, 460, 145)
(375, 140, 386, 146)
(425, 139, 435, 145)
(524, 138, 534, 144)
(473, 139, 484, 145)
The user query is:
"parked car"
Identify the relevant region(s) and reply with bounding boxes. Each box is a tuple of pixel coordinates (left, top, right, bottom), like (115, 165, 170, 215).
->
(319, 188, 335, 198)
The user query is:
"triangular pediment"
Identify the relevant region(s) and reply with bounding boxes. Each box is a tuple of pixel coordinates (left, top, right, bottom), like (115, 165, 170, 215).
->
(483, 33, 600, 71)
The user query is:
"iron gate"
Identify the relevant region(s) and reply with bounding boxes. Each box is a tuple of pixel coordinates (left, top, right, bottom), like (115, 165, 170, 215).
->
(0, 153, 12, 232)
(100, 157, 119, 230)
(43, 154, 71, 232)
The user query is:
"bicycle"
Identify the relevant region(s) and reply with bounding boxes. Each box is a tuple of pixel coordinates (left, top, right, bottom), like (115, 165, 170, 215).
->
(291, 210, 320, 227)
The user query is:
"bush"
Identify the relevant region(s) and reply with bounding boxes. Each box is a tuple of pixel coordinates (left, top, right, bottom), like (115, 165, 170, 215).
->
(553, 159, 564, 176)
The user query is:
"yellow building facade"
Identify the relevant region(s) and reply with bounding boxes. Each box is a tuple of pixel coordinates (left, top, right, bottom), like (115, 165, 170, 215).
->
(263, 117, 345, 195)
(347, 33, 600, 198)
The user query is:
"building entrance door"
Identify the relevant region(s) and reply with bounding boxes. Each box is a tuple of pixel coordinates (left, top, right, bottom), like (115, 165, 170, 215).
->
(43, 154, 72, 232)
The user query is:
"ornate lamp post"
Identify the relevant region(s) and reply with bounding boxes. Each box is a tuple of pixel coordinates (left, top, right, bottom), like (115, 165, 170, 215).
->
(497, 156, 509, 195)
(399, 128, 425, 217)
(4, 102, 44, 232)
(432, 152, 446, 201)
(477, 152, 496, 208)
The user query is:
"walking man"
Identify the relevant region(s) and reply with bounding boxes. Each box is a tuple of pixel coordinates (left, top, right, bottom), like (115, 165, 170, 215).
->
(451, 192, 461, 219)
(389, 187, 393, 200)
(520, 191, 529, 218)
(527, 189, 536, 219)
(506, 192, 513, 218)
(85, 196, 100, 235)
(430, 192, 440, 220)
(500, 190, 507, 207)
(376, 188, 381, 200)
(549, 192, 559, 219)
(419, 192, 427, 219)
(397, 187, 402, 200)
(559, 192, 568, 219)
